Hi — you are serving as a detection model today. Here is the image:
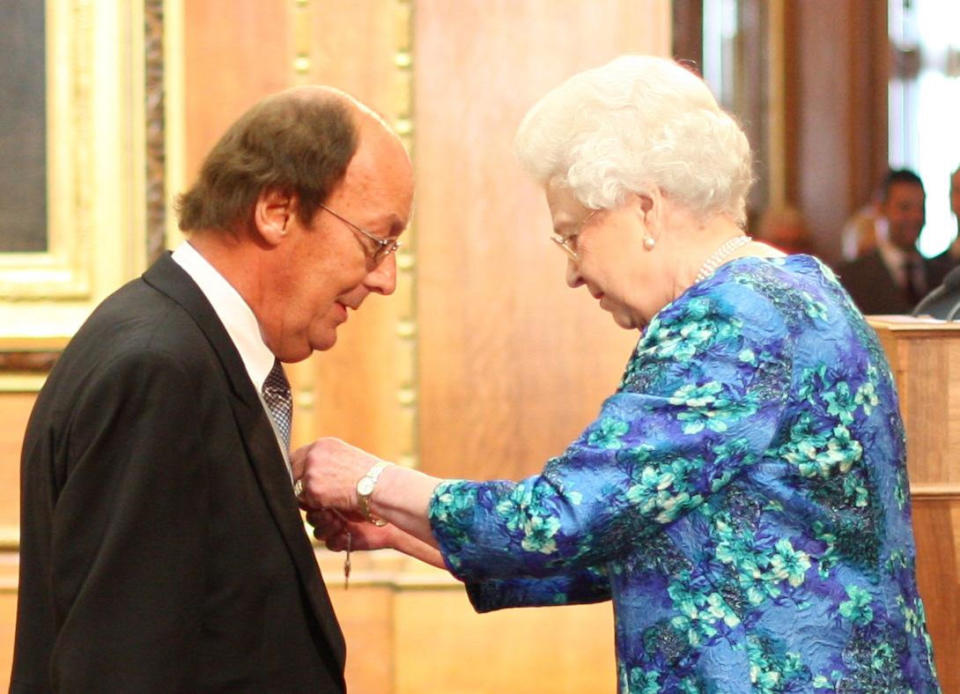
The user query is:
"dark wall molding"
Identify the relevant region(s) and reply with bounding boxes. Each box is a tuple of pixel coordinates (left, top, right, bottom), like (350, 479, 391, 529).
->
(0, 352, 60, 373)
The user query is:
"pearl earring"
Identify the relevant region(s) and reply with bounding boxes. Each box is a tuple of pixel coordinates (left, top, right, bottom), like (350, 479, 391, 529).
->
(643, 236, 656, 251)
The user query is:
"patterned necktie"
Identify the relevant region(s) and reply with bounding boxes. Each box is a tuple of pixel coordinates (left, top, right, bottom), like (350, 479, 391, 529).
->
(262, 359, 292, 451)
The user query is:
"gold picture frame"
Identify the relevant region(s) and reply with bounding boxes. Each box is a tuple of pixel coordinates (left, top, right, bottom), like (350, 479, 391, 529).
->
(0, 0, 148, 353)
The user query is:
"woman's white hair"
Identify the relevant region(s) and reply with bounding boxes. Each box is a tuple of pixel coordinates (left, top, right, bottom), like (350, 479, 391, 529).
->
(515, 55, 753, 226)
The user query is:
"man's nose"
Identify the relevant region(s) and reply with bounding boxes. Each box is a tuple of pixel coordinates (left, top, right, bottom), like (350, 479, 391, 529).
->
(365, 253, 398, 295)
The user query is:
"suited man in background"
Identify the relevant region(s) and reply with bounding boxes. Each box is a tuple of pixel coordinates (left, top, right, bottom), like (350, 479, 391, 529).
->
(838, 168, 936, 314)
(11, 86, 413, 693)
(925, 164, 960, 284)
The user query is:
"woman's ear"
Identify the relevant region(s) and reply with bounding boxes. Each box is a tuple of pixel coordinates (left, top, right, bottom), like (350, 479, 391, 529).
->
(254, 188, 295, 246)
(633, 189, 661, 233)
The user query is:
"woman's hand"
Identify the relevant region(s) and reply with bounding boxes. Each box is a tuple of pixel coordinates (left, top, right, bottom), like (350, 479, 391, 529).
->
(292, 437, 385, 514)
(293, 436, 444, 555)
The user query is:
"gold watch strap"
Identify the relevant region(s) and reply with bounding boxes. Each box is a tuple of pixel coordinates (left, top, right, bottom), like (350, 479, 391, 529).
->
(357, 461, 391, 526)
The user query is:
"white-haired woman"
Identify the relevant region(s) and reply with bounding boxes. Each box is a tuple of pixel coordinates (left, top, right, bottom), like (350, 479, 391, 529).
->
(295, 56, 940, 692)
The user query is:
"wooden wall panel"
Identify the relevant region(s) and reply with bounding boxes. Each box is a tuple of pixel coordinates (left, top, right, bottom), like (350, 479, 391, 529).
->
(182, 0, 290, 180)
(786, 1, 888, 264)
(415, 0, 667, 480)
(289, 0, 418, 465)
(911, 498, 959, 693)
(0, 589, 17, 692)
(847, 1, 889, 224)
(299, 0, 408, 103)
(871, 319, 960, 694)
(394, 590, 615, 694)
(0, 394, 36, 534)
(0, 549, 21, 690)
(326, 584, 396, 693)
(873, 324, 960, 488)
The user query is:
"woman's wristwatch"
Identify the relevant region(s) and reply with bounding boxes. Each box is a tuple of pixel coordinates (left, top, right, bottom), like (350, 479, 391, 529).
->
(356, 461, 391, 526)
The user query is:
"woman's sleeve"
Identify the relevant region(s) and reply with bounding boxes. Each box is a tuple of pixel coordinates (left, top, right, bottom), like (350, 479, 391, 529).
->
(462, 565, 610, 612)
(429, 293, 793, 585)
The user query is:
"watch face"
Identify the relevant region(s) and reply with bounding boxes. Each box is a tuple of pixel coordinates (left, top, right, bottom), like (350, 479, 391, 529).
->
(358, 477, 375, 496)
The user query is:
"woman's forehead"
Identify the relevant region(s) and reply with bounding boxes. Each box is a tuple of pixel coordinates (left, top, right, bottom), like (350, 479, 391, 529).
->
(545, 178, 582, 216)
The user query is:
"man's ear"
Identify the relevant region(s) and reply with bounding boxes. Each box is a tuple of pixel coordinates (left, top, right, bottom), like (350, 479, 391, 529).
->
(254, 188, 295, 246)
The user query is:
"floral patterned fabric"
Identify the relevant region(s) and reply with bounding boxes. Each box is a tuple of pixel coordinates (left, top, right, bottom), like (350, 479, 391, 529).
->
(428, 255, 941, 693)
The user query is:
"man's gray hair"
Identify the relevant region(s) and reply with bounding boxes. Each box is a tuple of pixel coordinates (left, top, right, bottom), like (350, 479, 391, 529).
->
(514, 55, 754, 226)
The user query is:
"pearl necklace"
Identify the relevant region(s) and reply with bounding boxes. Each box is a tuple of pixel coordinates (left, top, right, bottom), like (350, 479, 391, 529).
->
(695, 235, 753, 284)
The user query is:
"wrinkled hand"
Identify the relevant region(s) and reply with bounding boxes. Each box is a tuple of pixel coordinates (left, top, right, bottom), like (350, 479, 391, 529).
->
(306, 508, 399, 552)
(291, 437, 386, 514)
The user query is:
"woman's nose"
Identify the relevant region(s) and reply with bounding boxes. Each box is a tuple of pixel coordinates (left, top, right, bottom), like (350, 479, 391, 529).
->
(565, 257, 583, 288)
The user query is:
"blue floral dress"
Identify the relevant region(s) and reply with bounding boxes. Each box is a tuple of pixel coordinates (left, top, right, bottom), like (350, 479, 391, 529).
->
(428, 256, 941, 693)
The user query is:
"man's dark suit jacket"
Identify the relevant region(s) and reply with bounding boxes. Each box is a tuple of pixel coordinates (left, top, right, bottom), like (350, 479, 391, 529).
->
(11, 254, 346, 693)
(836, 247, 942, 315)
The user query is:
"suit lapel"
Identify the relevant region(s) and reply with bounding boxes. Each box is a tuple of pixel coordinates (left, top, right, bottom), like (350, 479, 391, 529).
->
(142, 254, 346, 667)
(226, 388, 347, 670)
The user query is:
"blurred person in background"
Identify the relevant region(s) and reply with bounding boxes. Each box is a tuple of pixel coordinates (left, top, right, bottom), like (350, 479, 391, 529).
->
(925, 165, 960, 286)
(754, 204, 815, 256)
(840, 190, 884, 262)
(838, 168, 939, 314)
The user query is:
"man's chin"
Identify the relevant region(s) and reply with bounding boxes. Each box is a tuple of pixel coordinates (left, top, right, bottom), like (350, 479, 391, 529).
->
(310, 328, 340, 353)
(275, 335, 335, 362)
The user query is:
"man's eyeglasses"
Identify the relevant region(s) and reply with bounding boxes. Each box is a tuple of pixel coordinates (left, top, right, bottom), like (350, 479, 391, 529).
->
(318, 203, 401, 266)
(551, 209, 599, 262)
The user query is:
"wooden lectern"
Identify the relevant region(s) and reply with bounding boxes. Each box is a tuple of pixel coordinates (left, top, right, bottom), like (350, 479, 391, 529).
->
(870, 317, 960, 693)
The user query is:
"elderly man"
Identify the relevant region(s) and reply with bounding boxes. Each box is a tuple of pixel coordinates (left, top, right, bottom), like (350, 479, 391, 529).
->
(838, 168, 935, 314)
(11, 86, 413, 693)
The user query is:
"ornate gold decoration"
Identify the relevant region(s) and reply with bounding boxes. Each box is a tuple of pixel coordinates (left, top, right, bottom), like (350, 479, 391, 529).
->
(0, 0, 147, 364)
(291, 0, 312, 82)
(392, 0, 417, 469)
(145, 0, 167, 263)
(162, 0, 186, 251)
(286, 0, 317, 447)
(284, 1, 419, 469)
(0, 0, 93, 302)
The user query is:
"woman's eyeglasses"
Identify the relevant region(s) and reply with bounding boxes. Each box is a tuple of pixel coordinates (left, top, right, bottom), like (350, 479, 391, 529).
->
(551, 209, 600, 262)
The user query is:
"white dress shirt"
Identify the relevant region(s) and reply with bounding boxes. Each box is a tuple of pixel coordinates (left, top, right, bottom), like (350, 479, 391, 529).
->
(171, 242, 292, 473)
